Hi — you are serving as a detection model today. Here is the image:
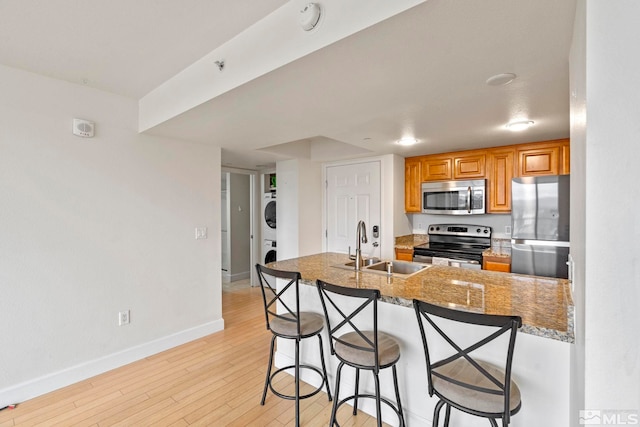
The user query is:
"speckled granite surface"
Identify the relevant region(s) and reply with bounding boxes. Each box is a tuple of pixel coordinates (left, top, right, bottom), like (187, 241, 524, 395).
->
(482, 248, 512, 259)
(394, 234, 429, 249)
(269, 252, 574, 343)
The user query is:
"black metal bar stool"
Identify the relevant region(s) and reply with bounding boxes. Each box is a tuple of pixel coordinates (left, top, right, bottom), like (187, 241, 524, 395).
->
(413, 299, 522, 427)
(316, 279, 405, 427)
(255, 264, 332, 427)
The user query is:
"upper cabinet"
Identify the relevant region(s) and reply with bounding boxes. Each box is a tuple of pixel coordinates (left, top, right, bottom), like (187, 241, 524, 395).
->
(516, 139, 569, 176)
(486, 148, 515, 213)
(405, 157, 422, 213)
(454, 153, 486, 179)
(421, 156, 452, 181)
(404, 138, 569, 213)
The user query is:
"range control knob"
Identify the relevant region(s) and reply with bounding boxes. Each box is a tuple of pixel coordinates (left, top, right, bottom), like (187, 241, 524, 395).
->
(476, 228, 481, 233)
(484, 229, 489, 233)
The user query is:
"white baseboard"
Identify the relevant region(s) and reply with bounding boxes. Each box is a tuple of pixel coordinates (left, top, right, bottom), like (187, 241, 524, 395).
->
(221, 270, 249, 283)
(0, 319, 225, 408)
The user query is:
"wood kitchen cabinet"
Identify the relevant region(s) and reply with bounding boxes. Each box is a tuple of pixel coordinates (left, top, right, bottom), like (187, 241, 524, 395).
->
(483, 256, 511, 272)
(517, 141, 565, 177)
(486, 148, 515, 213)
(454, 153, 486, 179)
(404, 138, 570, 214)
(421, 156, 452, 181)
(561, 140, 570, 174)
(404, 157, 422, 213)
(395, 248, 414, 261)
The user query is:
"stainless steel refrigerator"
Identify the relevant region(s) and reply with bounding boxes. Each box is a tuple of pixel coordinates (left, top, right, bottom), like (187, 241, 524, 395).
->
(511, 175, 570, 278)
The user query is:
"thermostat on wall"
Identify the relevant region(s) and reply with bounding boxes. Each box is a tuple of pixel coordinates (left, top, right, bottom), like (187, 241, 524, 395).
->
(73, 118, 95, 138)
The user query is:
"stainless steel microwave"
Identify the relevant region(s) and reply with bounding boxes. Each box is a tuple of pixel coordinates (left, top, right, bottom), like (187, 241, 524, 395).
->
(421, 180, 486, 215)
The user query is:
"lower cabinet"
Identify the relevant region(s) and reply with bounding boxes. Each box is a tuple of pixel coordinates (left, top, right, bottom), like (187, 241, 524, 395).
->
(482, 254, 511, 272)
(395, 248, 414, 262)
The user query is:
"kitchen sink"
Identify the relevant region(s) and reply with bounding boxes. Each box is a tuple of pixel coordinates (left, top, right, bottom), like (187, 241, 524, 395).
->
(365, 260, 430, 276)
(343, 257, 380, 268)
(332, 258, 430, 278)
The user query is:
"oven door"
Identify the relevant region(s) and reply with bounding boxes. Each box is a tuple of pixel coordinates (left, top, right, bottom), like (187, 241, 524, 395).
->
(421, 180, 485, 215)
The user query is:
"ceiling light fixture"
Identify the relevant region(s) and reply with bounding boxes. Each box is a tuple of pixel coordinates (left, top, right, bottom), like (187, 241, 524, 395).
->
(396, 137, 419, 146)
(506, 120, 534, 131)
(486, 73, 517, 86)
(300, 3, 322, 31)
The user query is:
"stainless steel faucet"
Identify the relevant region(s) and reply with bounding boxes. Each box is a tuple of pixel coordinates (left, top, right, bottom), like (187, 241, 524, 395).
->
(354, 220, 368, 270)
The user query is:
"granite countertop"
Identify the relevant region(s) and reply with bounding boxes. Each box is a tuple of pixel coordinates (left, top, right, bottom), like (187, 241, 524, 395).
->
(269, 252, 574, 343)
(394, 234, 429, 249)
(482, 248, 512, 259)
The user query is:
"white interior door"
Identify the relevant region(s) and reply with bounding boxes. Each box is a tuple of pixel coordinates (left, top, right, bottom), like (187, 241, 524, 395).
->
(326, 161, 381, 259)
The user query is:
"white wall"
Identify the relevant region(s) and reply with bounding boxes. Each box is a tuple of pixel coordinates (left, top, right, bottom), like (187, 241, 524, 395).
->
(0, 65, 222, 406)
(569, 0, 587, 422)
(568, 1, 640, 422)
(277, 159, 323, 260)
(582, 0, 640, 414)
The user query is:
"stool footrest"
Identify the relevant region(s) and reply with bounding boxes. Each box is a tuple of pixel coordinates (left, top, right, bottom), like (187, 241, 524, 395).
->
(332, 393, 404, 427)
(268, 364, 329, 401)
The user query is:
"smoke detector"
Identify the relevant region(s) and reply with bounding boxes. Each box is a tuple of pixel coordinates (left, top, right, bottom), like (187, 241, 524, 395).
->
(300, 3, 322, 31)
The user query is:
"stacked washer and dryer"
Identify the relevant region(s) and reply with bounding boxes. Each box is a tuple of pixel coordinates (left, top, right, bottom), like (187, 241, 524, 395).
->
(262, 174, 277, 263)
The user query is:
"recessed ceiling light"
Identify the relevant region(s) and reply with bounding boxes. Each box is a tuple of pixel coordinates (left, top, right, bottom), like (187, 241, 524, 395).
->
(396, 137, 419, 146)
(506, 120, 534, 131)
(486, 73, 517, 86)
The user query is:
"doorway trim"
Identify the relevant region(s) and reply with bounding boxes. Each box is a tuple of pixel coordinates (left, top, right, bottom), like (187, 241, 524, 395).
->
(222, 167, 259, 287)
(322, 155, 390, 258)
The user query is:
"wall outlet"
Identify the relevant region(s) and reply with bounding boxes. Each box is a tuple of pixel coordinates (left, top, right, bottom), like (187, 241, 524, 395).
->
(505, 226, 511, 235)
(195, 227, 208, 239)
(118, 310, 130, 326)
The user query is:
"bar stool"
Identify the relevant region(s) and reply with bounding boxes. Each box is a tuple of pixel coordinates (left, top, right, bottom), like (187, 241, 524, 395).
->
(255, 264, 332, 427)
(413, 299, 522, 427)
(316, 279, 405, 427)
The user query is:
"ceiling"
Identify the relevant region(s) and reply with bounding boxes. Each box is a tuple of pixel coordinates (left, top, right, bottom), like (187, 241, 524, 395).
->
(0, 0, 577, 170)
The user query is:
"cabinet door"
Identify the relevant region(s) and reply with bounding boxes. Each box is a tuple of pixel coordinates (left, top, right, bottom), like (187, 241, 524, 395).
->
(561, 141, 570, 174)
(395, 248, 414, 261)
(487, 149, 515, 213)
(404, 158, 421, 213)
(421, 156, 452, 181)
(454, 154, 486, 179)
(517, 146, 561, 176)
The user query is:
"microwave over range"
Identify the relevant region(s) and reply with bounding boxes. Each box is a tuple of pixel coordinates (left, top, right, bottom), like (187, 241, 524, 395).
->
(421, 179, 486, 215)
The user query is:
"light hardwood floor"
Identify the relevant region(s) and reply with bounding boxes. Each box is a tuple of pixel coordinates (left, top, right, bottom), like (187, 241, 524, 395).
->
(0, 281, 386, 426)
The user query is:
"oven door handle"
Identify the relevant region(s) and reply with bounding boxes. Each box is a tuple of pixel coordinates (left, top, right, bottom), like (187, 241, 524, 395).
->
(466, 186, 472, 213)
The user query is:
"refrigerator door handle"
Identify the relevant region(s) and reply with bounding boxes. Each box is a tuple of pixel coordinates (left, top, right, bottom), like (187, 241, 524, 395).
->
(467, 186, 471, 213)
(511, 239, 571, 248)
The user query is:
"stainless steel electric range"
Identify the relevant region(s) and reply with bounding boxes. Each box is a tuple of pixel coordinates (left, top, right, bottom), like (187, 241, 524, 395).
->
(413, 224, 492, 270)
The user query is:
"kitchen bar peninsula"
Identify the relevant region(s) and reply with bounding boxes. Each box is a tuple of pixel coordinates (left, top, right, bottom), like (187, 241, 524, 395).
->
(268, 252, 573, 426)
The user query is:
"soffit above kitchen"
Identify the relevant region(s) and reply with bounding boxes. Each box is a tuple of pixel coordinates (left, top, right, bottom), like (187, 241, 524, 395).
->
(141, 0, 577, 168)
(0, 0, 577, 169)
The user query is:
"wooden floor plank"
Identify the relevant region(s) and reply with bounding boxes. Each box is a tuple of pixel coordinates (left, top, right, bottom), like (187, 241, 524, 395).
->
(2, 281, 383, 426)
